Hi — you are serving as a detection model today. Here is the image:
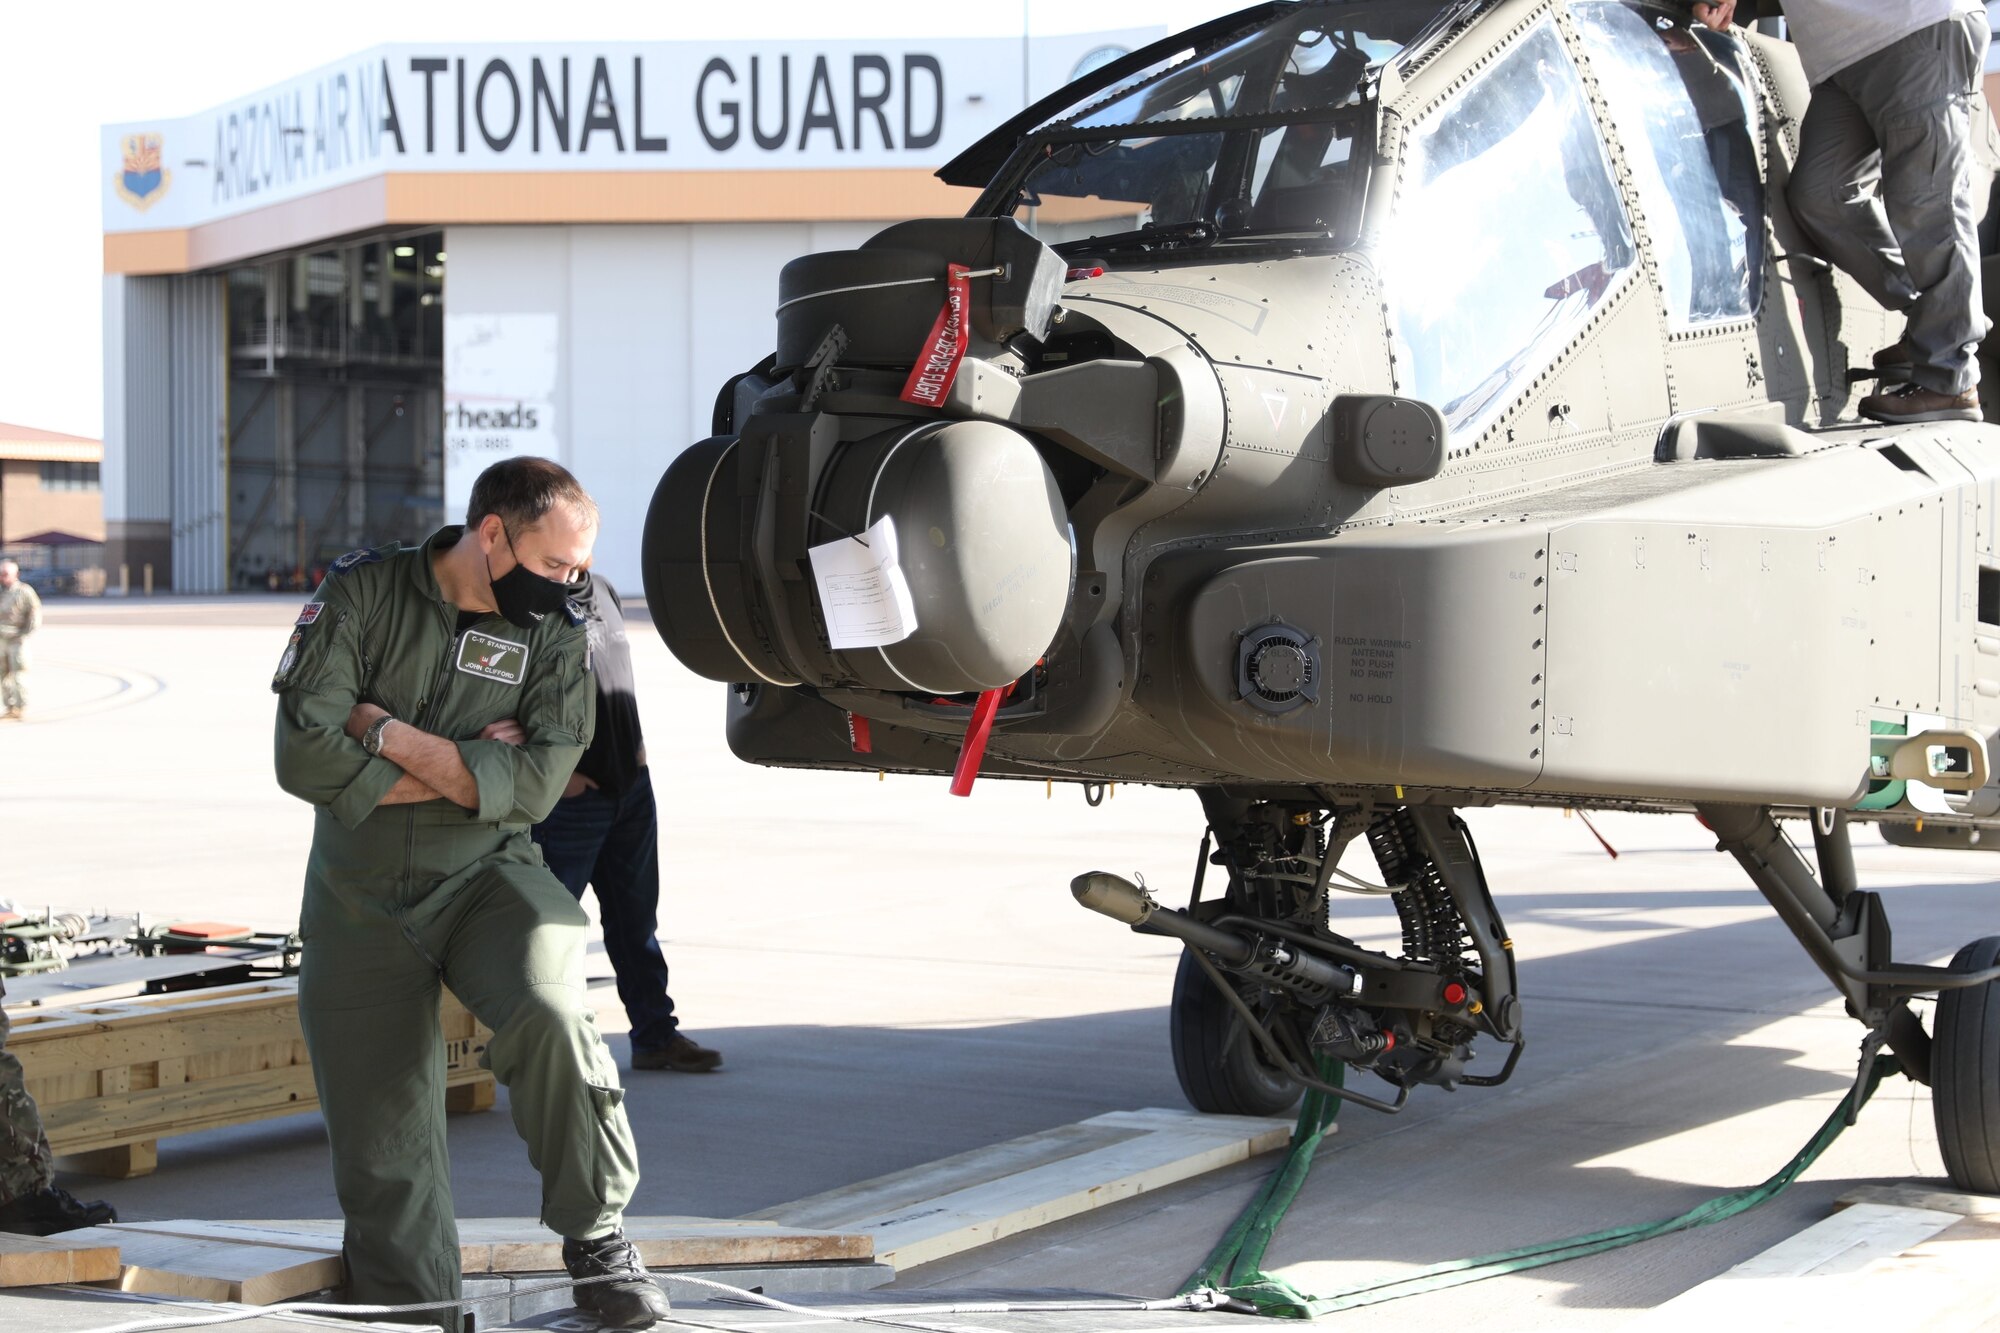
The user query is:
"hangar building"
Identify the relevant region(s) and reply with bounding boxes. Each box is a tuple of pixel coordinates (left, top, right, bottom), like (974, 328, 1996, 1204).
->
(100, 30, 1147, 592)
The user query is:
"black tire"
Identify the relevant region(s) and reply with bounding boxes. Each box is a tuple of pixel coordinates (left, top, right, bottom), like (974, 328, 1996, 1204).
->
(1933, 935, 2000, 1192)
(1169, 948, 1303, 1117)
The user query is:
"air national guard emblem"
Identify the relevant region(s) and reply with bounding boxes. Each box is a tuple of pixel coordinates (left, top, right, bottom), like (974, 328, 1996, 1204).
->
(113, 134, 171, 211)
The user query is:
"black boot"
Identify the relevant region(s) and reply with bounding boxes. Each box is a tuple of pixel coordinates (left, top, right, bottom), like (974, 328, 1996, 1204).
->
(0, 1186, 117, 1236)
(562, 1229, 671, 1328)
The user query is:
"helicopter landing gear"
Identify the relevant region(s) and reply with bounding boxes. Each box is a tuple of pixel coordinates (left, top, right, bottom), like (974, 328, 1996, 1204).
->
(1170, 948, 1303, 1117)
(1105, 793, 1521, 1122)
(1933, 936, 2000, 1191)
(1699, 803, 2000, 1192)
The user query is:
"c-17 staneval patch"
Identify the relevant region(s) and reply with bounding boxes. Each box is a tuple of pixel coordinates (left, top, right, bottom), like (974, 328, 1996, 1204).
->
(457, 629, 529, 685)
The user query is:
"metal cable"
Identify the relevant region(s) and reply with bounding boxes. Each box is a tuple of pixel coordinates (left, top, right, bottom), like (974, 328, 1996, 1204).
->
(75, 1269, 1229, 1333)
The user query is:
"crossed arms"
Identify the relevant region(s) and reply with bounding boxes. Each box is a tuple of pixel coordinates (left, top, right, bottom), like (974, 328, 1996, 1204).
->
(343, 705, 524, 808)
(273, 583, 592, 830)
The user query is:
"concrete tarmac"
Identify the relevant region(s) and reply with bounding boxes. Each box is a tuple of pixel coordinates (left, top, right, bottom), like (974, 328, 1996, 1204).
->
(4, 596, 1997, 1330)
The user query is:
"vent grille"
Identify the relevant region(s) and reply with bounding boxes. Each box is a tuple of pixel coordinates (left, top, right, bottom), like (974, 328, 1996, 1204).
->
(1236, 623, 1320, 714)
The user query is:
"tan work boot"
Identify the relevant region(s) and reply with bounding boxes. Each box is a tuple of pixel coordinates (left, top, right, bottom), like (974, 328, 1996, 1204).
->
(1, 708, 20, 721)
(1860, 383, 1981, 425)
(1871, 339, 1915, 381)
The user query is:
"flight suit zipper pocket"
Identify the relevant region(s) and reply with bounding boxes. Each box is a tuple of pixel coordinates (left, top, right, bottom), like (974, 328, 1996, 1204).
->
(397, 613, 466, 914)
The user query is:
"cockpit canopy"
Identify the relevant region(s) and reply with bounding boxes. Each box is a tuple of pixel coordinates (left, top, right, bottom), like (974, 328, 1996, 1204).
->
(949, 1, 1461, 255)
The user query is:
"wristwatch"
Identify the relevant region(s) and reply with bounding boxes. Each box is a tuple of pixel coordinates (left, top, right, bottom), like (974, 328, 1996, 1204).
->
(362, 714, 396, 757)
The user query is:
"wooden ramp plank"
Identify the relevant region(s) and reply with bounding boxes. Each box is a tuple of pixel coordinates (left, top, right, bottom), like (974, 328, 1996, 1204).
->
(746, 1120, 1147, 1230)
(866, 1127, 1280, 1270)
(61, 1224, 341, 1306)
(1090, 1107, 1296, 1154)
(471, 1218, 873, 1272)
(109, 1218, 491, 1272)
(1619, 1203, 1973, 1331)
(1088, 1107, 1278, 1132)
(1837, 1181, 2000, 1218)
(756, 1107, 1295, 1272)
(1710, 1201, 1959, 1279)
(226, 1216, 872, 1273)
(0, 1232, 121, 1288)
(101, 1220, 348, 1249)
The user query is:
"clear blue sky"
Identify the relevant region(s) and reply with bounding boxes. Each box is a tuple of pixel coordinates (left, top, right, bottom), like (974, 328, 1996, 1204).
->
(0, 0, 1245, 439)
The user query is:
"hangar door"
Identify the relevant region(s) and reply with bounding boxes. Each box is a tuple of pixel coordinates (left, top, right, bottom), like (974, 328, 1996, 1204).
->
(225, 233, 444, 590)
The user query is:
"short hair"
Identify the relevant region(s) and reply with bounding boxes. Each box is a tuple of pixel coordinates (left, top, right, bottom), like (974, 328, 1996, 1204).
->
(0, 560, 15, 575)
(466, 457, 598, 536)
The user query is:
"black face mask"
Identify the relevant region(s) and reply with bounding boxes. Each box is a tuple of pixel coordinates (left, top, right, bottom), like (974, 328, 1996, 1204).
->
(486, 527, 571, 628)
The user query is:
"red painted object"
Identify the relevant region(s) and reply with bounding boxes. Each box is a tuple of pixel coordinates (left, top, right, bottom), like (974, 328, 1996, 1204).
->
(899, 263, 973, 407)
(161, 921, 253, 939)
(948, 688, 1006, 797)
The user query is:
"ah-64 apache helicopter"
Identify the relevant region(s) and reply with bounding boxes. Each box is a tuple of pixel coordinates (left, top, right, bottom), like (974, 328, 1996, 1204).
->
(644, 0, 2000, 1192)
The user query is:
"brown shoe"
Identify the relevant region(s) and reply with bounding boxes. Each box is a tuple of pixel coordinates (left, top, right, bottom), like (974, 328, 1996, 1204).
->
(631, 1033, 722, 1073)
(1, 708, 20, 721)
(1871, 339, 1916, 380)
(1860, 383, 1981, 424)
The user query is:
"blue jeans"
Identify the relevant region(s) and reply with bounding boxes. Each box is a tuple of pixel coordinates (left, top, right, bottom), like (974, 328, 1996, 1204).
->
(530, 767, 680, 1053)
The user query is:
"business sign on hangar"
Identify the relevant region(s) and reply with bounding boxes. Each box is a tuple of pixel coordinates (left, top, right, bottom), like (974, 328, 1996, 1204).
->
(101, 32, 1155, 233)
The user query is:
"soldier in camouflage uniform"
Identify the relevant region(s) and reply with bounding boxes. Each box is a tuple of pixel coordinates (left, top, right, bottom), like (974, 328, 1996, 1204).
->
(0, 974, 116, 1234)
(0, 560, 41, 720)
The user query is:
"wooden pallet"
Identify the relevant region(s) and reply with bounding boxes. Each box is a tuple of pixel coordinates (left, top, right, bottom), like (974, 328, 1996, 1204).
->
(5, 979, 495, 1179)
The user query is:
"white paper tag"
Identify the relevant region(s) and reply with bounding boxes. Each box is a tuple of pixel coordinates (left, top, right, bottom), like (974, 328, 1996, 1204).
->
(807, 515, 919, 650)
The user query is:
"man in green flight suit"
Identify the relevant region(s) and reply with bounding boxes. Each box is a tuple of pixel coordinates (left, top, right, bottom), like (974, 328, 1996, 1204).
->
(273, 457, 669, 1329)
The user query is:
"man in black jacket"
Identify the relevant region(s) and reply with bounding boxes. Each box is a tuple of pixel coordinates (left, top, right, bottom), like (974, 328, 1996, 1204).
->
(533, 574, 721, 1074)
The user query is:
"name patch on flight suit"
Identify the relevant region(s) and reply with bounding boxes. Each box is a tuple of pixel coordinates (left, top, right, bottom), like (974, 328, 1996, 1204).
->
(457, 630, 529, 685)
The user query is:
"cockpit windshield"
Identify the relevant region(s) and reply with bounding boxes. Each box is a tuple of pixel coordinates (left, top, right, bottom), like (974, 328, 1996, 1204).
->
(980, 2, 1457, 254)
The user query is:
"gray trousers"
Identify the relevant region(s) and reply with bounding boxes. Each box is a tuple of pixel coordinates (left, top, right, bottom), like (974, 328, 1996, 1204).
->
(1788, 10, 1992, 394)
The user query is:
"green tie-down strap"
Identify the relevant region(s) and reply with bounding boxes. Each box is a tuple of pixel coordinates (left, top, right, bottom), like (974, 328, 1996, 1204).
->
(1182, 1054, 1903, 1319)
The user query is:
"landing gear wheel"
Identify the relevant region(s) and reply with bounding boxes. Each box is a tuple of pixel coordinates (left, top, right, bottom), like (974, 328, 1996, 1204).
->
(1932, 935, 2000, 1192)
(1169, 949, 1303, 1117)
